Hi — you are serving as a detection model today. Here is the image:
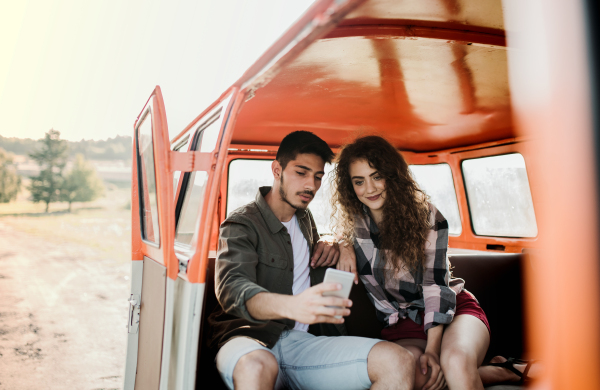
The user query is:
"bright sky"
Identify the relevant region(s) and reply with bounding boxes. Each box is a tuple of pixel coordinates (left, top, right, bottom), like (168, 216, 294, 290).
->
(0, 0, 314, 141)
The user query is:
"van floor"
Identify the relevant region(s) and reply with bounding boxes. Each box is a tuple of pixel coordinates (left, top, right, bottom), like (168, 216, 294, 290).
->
(0, 220, 129, 390)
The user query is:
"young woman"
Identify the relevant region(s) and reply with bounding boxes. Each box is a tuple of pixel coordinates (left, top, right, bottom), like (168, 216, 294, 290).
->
(331, 136, 533, 390)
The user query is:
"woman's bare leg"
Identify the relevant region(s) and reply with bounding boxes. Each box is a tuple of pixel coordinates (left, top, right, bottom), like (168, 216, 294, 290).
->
(440, 315, 490, 390)
(394, 338, 430, 389)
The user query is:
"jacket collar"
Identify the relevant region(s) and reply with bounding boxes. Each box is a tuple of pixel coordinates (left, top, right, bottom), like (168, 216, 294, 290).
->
(256, 186, 307, 234)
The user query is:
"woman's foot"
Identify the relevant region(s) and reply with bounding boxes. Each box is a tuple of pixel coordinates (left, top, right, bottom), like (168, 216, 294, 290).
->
(478, 356, 541, 385)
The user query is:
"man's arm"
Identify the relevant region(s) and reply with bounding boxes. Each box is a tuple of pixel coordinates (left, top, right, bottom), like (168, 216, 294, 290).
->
(216, 219, 352, 324)
(246, 283, 352, 325)
(215, 220, 269, 322)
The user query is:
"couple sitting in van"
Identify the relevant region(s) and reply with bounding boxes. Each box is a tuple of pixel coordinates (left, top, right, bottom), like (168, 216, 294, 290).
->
(208, 131, 530, 390)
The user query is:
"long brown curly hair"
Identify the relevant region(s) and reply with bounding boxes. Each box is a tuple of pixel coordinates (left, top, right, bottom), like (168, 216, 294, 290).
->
(330, 136, 431, 273)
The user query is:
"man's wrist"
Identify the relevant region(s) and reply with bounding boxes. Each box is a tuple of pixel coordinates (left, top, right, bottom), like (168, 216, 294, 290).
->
(278, 293, 296, 321)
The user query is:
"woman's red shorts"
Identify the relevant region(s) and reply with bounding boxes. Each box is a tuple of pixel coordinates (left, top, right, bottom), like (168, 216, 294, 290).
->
(380, 290, 490, 341)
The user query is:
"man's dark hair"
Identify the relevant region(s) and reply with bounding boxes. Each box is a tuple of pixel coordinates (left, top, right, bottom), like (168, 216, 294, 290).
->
(276, 131, 334, 169)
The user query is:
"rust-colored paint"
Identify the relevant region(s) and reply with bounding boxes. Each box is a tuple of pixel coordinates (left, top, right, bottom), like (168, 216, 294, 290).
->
(131, 87, 178, 279)
(233, 35, 513, 152)
(131, 118, 143, 262)
(186, 89, 240, 284)
(503, 0, 600, 388)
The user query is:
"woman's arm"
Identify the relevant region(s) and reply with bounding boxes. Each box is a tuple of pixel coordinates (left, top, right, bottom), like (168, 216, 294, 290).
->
(421, 325, 446, 390)
(422, 205, 456, 332)
(336, 242, 359, 284)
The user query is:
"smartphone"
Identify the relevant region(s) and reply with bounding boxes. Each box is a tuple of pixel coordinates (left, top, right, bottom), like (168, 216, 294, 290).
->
(322, 268, 355, 318)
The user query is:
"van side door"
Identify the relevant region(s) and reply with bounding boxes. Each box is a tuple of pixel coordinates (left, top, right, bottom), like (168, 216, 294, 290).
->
(124, 86, 178, 390)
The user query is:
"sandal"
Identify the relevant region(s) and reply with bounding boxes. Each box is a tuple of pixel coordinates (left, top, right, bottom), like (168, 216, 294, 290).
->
(488, 357, 534, 385)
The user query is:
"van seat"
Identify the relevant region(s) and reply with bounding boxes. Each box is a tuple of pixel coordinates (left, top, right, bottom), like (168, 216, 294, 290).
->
(345, 253, 528, 389)
(199, 254, 528, 389)
(449, 254, 526, 361)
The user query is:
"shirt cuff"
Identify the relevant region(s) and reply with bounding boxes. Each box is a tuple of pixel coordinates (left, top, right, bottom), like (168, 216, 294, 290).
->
(235, 284, 270, 323)
(424, 311, 454, 332)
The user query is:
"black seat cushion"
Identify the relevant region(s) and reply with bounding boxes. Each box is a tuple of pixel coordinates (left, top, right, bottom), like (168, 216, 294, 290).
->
(449, 254, 526, 361)
(345, 254, 527, 362)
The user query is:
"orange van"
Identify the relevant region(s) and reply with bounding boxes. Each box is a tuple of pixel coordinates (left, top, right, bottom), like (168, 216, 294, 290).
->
(123, 0, 600, 389)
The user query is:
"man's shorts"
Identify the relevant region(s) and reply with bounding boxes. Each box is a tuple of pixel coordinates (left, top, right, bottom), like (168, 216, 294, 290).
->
(216, 330, 383, 390)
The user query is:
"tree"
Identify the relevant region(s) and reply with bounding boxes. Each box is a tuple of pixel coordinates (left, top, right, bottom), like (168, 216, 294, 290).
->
(28, 129, 68, 212)
(60, 154, 105, 211)
(0, 148, 21, 203)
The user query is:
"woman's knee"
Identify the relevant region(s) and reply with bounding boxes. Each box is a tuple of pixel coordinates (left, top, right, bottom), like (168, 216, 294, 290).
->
(440, 344, 478, 373)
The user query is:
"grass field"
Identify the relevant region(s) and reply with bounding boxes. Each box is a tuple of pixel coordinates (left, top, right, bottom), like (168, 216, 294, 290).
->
(0, 183, 132, 263)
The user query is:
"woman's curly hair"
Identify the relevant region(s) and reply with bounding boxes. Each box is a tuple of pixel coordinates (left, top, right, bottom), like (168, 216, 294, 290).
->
(330, 136, 431, 273)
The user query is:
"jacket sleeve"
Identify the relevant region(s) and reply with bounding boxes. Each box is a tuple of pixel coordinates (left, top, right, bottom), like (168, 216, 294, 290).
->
(214, 218, 269, 323)
(421, 204, 457, 332)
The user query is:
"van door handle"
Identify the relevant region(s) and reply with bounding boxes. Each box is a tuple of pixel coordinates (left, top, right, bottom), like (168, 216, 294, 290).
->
(127, 294, 141, 334)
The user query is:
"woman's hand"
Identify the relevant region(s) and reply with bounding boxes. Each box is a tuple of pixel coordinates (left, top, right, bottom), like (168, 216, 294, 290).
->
(336, 243, 359, 284)
(420, 352, 446, 390)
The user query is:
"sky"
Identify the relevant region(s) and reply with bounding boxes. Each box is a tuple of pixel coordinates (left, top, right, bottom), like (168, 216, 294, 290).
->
(0, 0, 315, 142)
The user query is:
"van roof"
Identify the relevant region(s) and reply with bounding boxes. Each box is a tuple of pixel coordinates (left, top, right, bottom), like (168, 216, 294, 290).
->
(226, 0, 512, 152)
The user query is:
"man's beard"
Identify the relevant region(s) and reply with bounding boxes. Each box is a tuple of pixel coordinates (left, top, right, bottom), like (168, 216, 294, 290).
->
(279, 173, 314, 210)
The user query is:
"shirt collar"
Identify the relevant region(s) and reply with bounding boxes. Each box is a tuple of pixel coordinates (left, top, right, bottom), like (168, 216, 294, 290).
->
(256, 186, 307, 234)
(360, 204, 379, 234)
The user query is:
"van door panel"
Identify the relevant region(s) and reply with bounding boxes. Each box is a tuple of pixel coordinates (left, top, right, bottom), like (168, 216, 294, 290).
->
(125, 87, 176, 390)
(135, 258, 167, 390)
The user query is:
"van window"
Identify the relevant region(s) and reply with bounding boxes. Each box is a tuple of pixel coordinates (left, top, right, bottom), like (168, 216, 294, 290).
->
(172, 134, 191, 195)
(174, 115, 221, 247)
(136, 112, 160, 244)
(462, 153, 537, 237)
(227, 159, 334, 233)
(409, 164, 462, 235)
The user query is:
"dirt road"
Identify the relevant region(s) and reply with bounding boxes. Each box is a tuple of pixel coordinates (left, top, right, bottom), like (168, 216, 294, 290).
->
(0, 220, 130, 390)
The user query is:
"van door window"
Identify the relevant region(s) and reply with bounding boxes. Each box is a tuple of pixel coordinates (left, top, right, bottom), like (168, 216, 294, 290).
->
(462, 153, 537, 237)
(409, 164, 462, 235)
(174, 112, 221, 246)
(136, 111, 160, 244)
(227, 159, 335, 233)
(172, 134, 191, 195)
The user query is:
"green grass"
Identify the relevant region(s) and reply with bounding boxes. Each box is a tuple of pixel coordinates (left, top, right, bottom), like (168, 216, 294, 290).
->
(0, 185, 132, 262)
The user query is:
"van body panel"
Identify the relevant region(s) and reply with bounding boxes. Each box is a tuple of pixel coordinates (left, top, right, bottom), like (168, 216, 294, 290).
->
(134, 257, 167, 390)
(167, 278, 204, 390)
(123, 260, 143, 390)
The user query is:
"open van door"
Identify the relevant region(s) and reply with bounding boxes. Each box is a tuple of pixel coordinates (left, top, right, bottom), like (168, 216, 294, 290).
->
(124, 85, 239, 389)
(124, 86, 178, 390)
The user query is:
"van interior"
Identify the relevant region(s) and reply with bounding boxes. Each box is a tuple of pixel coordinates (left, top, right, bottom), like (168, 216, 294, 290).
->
(165, 1, 536, 389)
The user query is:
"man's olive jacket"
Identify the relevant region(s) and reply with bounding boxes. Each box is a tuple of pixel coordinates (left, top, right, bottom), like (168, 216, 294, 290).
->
(207, 187, 346, 349)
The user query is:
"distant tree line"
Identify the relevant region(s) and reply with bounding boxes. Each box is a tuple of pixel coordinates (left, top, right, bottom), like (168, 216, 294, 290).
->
(0, 130, 104, 211)
(0, 148, 21, 203)
(0, 134, 132, 161)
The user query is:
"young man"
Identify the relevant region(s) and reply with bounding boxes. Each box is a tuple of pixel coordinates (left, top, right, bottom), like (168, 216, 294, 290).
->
(208, 131, 415, 390)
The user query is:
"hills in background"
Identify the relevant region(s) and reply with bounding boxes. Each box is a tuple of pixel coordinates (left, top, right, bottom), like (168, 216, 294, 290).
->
(0, 135, 132, 161)
(1, 135, 132, 184)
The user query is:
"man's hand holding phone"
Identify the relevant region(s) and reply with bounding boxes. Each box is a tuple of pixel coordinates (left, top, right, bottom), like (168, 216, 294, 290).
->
(287, 283, 352, 324)
(287, 269, 355, 324)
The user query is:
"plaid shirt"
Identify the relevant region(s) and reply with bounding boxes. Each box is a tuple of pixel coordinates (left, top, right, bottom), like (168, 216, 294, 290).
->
(354, 203, 464, 332)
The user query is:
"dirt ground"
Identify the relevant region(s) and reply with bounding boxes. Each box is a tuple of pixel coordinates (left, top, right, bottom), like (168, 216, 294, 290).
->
(0, 190, 131, 390)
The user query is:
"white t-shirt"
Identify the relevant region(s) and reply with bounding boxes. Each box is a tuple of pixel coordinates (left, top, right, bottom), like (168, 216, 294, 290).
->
(281, 214, 311, 332)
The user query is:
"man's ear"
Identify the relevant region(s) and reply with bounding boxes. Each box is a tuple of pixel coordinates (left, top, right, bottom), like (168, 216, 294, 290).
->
(272, 160, 282, 180)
